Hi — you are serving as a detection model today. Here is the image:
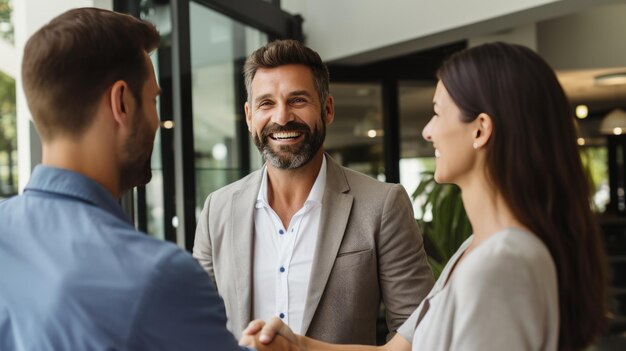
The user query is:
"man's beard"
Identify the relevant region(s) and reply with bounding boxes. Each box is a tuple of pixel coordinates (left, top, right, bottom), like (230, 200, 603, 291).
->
(119, 109, 155, 191)
(253, 119, 325, 170)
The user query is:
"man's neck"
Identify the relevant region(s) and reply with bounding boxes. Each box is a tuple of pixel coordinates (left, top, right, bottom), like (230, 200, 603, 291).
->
(42, 137, 121, 199)
(266, 150, 324, 228)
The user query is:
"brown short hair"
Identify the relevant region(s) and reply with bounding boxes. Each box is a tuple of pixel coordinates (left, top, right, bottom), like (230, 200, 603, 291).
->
(439, 42, 607, 350)
(22, 8, 160, 140)
(243, 39, 330, 105)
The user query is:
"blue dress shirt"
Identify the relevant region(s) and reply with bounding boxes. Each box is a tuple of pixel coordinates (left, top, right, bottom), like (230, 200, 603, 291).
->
(0, 165, 252, 351)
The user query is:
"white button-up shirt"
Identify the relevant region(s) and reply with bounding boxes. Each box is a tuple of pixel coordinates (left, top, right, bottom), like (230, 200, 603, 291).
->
(252, 156, 327, 334)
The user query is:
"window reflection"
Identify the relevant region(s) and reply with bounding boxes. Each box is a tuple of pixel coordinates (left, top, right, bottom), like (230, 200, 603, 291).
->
(398, 81, 437, 202)
(327, 83, 384, 179)
(189, 2, 267, 213)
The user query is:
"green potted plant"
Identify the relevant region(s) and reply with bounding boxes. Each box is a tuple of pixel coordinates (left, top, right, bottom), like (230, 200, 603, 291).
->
(412, 171, 472, 278)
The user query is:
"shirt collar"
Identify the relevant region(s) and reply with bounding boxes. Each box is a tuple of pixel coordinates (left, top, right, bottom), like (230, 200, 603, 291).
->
(25, 165, 130, 223)
(256, 155, 327, 209)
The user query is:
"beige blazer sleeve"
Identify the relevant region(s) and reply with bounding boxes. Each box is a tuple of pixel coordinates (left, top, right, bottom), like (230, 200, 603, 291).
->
(193, 193, 216, 287)
(378, 184, 434, 333)
(303, 160, 434, 344)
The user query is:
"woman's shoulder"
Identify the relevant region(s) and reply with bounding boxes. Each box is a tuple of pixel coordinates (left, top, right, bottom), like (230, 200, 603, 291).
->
(454, 228, 556, 289)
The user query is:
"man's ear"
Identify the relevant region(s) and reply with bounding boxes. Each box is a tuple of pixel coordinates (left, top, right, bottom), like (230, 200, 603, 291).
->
(324, 95, 335, 125)
(110, 80, 133, 128)
(473, 112, 493, 149)
(244, 101, 252, 132)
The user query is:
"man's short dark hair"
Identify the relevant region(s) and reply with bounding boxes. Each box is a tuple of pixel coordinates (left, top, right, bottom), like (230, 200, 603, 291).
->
(243, 39, 330, 105)
(22, 7, 160, 140)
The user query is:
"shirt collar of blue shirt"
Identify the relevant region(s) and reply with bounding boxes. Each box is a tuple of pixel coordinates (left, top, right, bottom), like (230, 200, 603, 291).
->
(255, 155, 327, 210)
(25, 165, 131, 224)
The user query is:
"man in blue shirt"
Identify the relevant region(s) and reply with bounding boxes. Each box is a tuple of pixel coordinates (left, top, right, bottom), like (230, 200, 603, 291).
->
(0, 7, 271, 351)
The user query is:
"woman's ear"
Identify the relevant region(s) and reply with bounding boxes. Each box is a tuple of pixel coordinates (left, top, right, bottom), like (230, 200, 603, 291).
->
(473, 113, 493, 149)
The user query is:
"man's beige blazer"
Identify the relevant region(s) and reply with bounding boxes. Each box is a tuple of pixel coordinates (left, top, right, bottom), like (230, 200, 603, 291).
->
(193, 155, 434, 345)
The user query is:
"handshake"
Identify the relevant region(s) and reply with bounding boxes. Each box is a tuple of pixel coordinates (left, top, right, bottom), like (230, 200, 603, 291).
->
(239, 317, 303, 351)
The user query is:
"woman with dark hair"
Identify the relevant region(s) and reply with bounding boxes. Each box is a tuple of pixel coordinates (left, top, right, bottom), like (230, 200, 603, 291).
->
(241, 42, 608, 351)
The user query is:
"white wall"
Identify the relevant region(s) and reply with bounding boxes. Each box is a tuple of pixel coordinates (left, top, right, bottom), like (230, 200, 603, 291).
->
(0, 38, 16, 79)
(282, 0, 622, 64)
(469, 23, 537, 50)
(13, 0, 112, 191)
(538, 2, 626, 70)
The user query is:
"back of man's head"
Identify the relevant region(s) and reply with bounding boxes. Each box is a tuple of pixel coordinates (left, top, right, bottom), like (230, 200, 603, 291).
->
(22, 7, 159, 141)
(243, 39, 330, 105)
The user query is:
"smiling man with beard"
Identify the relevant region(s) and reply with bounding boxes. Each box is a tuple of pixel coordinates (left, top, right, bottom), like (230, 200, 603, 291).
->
(194, 39, 434, 345)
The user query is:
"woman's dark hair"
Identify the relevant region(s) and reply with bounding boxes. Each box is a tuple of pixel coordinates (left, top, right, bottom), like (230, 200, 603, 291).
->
(438, 42, 607, 350)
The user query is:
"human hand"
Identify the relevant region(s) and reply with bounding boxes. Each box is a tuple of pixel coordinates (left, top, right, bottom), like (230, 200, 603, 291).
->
(241, 317, 300, 346)
(240, 332, 300, 351)
(241, 319, 266, 340)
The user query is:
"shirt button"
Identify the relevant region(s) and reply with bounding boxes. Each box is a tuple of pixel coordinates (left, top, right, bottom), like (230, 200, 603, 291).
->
(279, 313, 285, 319)
(279, 267, 285, 273)
(278, 229, 284, 235)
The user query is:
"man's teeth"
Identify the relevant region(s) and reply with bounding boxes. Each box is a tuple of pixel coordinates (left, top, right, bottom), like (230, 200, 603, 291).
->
(273, 132, 301, 140)
(435, 149, 441, 158)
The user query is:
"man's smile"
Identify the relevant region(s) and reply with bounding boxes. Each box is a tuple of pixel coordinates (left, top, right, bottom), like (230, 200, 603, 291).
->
(269, 131, 304, 141)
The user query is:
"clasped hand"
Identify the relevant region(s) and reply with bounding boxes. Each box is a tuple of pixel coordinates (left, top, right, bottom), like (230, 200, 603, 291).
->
(239, 317, 302, 351)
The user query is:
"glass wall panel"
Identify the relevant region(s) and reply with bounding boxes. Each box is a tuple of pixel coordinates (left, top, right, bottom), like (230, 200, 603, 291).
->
(581, 145, 610, 212)
(133, 1, 170, 239)
(146, 122, 165, 239)
(134, 0, 273, 239)
(327, 83, 384, 180)
(398, 81, 437, 214)
(250, 135, 265, 170)
(0, 0, 15, 200)
(0, 0, 13, 44)
(0, 71, 17, 200)
(190, 2, 267, 213)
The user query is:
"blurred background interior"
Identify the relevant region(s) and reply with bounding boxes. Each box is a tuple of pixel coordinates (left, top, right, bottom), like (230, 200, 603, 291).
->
(1, 0, 625, 349)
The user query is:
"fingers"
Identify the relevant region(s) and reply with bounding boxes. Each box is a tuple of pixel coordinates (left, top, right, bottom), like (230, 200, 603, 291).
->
(259, 317, 290, 344)
(243, 317, 298, 347)
(265, 334, 298, 351)
(239, 334, 255, 347)
(248, 334, 297, 351)
(243, 319, 266, 336)
(240, 320, 266, 347)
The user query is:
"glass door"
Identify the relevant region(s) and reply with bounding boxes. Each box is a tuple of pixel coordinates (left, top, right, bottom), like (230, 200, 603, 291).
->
(189, 1, 267, 213)
(115, 0, 302, 249)
(327, 83, 385, 180)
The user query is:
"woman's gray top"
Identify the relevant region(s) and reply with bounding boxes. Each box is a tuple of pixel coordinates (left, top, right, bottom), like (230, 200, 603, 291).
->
(398, 227, 559, 351)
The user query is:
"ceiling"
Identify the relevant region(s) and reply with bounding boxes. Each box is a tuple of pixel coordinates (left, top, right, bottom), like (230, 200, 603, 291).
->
(557, 68, 626, 109)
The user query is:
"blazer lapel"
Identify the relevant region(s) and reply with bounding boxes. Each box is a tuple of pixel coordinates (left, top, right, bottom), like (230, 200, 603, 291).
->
(230, 171, 262, 332)
(301, 156, 353, 334)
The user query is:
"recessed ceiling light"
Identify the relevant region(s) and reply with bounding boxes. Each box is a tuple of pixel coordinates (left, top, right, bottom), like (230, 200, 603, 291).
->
(356, 88, 370, 97)
(595, 72, 626, 86)
(600, 109, 626, 135)
(161, 120, 174, 129)
(575, 105, 588, 119)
